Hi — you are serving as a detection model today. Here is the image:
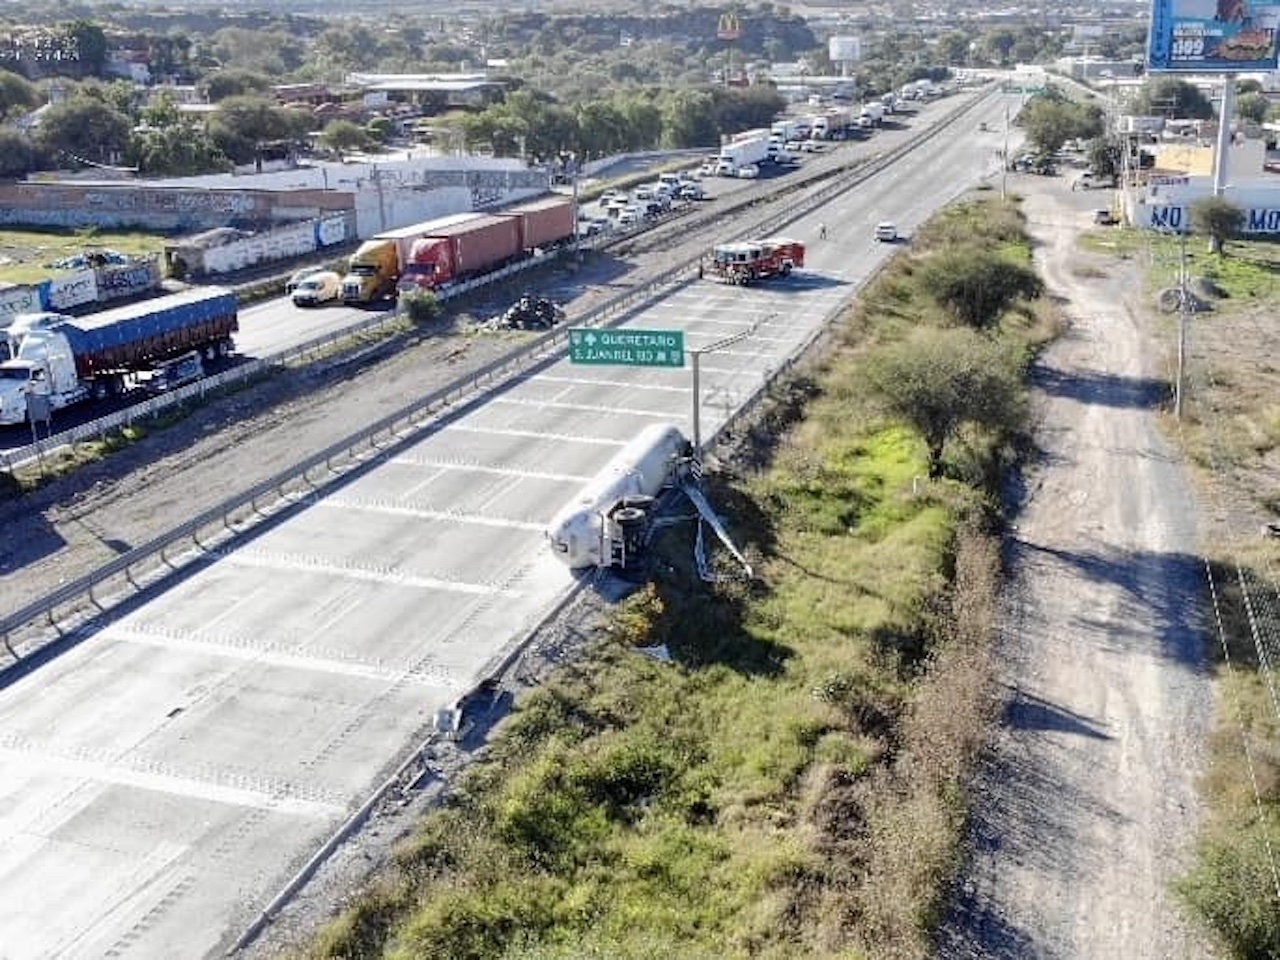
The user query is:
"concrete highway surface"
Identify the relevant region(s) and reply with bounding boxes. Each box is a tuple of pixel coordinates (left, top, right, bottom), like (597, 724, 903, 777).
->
(0, 92, 1022, 958)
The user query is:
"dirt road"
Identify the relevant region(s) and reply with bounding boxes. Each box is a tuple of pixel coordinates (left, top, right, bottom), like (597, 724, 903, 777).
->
(937, 185, 1218, 958)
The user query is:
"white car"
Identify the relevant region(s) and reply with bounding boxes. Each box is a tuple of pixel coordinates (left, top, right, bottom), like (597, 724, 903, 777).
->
(736, 163, 760, 179)
(618, 205, 642, 226)
(874, 221, 899, 243)
(291, 270, 341, 306)
(285, 266, 326, 294)
(801, 140, 824, 153)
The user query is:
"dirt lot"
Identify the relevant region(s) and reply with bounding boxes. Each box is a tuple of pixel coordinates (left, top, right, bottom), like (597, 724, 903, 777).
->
(937, 179, 1222, 958)
(1, 171, 1261, 958)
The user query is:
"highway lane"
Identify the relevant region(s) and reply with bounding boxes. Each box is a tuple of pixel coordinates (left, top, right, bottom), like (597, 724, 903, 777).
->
(0, 93, 1023, 959)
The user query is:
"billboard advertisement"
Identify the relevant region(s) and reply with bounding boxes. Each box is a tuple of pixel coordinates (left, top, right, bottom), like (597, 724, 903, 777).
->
(1148, 0, 1280, 71)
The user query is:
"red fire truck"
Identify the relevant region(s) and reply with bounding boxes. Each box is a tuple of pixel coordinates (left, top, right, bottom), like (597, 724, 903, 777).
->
(701, 236, 805, 285)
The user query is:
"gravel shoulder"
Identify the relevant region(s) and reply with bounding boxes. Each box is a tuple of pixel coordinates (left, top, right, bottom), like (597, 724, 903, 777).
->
(937, 181, 1219, 958)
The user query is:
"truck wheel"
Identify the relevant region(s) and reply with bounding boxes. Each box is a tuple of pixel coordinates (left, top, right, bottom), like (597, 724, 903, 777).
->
(218, 339, 233, 358)
(92, 379, 110, 400)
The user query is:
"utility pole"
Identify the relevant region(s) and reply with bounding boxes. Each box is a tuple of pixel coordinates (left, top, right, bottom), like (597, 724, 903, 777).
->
(1175, 229, 1188, 420)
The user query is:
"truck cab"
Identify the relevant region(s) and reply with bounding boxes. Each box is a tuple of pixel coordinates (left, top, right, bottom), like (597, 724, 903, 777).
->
(0, 335, 86, 425)
(342, 240, 399, 304)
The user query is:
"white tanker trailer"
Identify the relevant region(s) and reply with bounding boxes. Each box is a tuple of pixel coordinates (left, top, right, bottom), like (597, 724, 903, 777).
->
(545, 423, 694, 570)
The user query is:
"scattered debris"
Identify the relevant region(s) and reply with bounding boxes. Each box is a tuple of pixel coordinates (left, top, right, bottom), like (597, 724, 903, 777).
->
(483, 294, 566, 331)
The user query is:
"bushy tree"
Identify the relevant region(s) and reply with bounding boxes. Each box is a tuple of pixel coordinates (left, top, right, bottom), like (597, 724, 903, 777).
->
(204, 69, 273, 103)
(319, 119, 371, 154)
(0, 68, 40, 120)
(1236, 91, 1269, 125)
(0, 129, 45, 179)
(128, 123, 232, 176)
(1133, 78, 1215, 120)
(919, 250, 1044, 329)
(864, 327, 1027, 478)
(36, 96, 132, 168)
(1191, 196, 1246, 255)
(1019, 94, 1105, 156)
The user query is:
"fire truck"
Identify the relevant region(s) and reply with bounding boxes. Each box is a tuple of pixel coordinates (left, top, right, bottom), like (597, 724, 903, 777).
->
(701, 237, 805, 285)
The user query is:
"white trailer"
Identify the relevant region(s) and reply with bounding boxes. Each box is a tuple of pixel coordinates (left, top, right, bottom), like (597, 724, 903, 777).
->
(857, 102, 885, 128)
(717, 136, 771, 175)
(545, 423, 693, 569)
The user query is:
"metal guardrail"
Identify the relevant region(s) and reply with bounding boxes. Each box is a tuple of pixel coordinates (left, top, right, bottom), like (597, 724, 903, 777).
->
(0, 89, 994, 659)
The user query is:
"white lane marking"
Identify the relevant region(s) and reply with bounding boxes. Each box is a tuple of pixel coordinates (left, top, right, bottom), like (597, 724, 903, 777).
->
(314, 496, 547, 531)
(384, 454, 589, 483)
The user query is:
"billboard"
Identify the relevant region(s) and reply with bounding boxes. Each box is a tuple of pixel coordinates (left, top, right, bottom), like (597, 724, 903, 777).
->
(1148, 0, 1280, 71)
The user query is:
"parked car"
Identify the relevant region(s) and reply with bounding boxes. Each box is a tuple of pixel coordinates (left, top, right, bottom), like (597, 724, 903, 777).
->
(874, 221, 899, 243)
(1074, 171, 1116, 190)
(285, 266, 326, 294)
(291, 270, 341, 306)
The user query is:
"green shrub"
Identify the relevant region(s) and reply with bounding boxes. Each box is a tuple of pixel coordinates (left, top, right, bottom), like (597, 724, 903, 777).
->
(402, 289, 444, 324)
(1176, 821, 1280, 958)
(918, 249, 1044, 329)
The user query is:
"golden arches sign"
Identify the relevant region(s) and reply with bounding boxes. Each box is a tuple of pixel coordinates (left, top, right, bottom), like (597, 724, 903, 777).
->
(717, 12, 743, 41)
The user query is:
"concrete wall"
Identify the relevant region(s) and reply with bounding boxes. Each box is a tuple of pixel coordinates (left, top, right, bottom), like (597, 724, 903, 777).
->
(1126, 176, 1280, 233)
(3, 156, 553, 238)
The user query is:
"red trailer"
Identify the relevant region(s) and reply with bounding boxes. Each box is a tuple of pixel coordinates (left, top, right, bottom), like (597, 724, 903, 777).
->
(503, 195, 577, 251)
(399, 214, 523, 291)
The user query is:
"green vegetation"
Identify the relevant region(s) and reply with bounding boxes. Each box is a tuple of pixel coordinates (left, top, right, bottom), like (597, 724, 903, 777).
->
(299, 196, 1057, 960)
(1191, 197, 1248, 257)
(0, 227, 169, 285)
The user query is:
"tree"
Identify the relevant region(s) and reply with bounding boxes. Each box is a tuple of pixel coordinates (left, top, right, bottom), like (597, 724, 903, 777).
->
(1019, 95, 1104, 156)
(204, 69, 273, 102)
(0, 129, 45, 179)
(1087, 135, 1124, 181)
(919, 250, 1044, 329)
(209, 95, 300, 168)
(65, 20, 108, 77)
(1191, 196, 1246, 256)
(36, 97, 132, 168)
(1132, 78, 1214, 120)
(864, 327, 1026, 478)
(128, 123, 232, 176)
(1236, 91, 1269, 125)
(0, 68, 40, 120)
(319, 119, 371, 154)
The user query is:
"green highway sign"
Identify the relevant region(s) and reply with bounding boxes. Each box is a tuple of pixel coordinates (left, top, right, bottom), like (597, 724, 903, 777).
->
(568, 328, 685, 368)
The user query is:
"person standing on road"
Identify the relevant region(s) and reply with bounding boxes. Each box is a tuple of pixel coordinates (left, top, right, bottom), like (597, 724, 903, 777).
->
(818, 222, 828, 240)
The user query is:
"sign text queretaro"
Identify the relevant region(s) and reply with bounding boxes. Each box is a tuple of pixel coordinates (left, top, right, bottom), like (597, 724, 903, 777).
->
(568, 328, 685, 368)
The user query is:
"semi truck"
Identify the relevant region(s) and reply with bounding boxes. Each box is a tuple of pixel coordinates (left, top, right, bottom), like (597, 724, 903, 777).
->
(397, 195, 577, 295)
(811, 108, 854, 140)
(857, 102, 885, 128)
(341, 213, 483, 305)
(0, 287, 238, 425)
(344, 196, 578, 304)
(701, 237, 805, 285)
(717, 136, 771, 176)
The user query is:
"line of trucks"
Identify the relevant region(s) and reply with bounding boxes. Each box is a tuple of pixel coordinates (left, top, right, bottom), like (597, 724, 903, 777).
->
(341, 195, 577, 304)
(0, 287, 238, 426)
